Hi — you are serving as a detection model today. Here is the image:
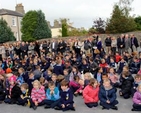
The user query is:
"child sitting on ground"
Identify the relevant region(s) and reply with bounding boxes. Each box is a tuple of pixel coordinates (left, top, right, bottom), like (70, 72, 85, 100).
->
(44, 81, 60, 109)
(132, 84, 141, 111)
(69, 76, 83, 96)
(4, 75, 21, 104)
(131, 74, 141, 97)
(30, 80, 46, 110)
(83, 78, 99, 108)
(108, 68, 119, 88)
(59, 80, 75, 111)
(17, 83, 30, 106)
(119, 66, 134, 99)
(83, 72, 93, 87)
(99, 79, 118, 110)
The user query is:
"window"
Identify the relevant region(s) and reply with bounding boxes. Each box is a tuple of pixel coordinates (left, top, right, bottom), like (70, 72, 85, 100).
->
(12, 17, 16, 26)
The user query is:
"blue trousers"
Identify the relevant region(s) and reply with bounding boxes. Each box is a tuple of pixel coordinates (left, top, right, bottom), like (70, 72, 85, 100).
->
(100, 100, 118, 109)
(133, 103, 141, 111)
(85, 102, 98, 108)
(17, 97, 29, 105)
(44, 99, 60, 108)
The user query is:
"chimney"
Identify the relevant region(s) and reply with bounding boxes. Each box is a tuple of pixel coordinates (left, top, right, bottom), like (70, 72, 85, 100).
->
(54, 20, 60, 28)
(47, 21, 51, 28)
(15, 3, 25, 14)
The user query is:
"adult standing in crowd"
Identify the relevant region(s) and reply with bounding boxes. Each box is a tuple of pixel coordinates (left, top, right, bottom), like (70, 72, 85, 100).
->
(124, 34, 131, 54)
(105, 35, 111, 54)
(84, 38, 91, 55)
(34, 41, 40, 57)
(58, 39, 66, 54)
(51, 39, 58, 53)
(130, 34, 139, 52)
(117, 34, 125, 55)
(111, 37, 117, 55)
(20, 42, 28, 59)
(28, 42, 35, 56)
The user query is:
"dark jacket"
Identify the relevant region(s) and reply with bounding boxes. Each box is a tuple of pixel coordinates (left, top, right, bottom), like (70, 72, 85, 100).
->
(53, 64, 64, 75)
(105, 38, 111, 47)
(43, 71, 52, 82)
(0, 80, 6, 100)
(99, 86, 117, 103)
(129, 61, 140, 74)
(120, 74, 134, 95)
(60, 88, 74, 105)
(117, 37, 125, 48)
(10, 84, 22, 101)
(89, 61, 98, 74)
(131, 37, 139, 48)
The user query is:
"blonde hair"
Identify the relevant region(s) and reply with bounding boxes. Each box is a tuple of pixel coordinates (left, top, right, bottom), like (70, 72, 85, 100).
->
(84, 72, 93, 80)
(103, 79, 111, 84)
(33, 80, 41, 88)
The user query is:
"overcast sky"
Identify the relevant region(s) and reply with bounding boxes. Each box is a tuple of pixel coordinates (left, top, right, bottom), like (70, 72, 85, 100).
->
(0, 0, 141, 29)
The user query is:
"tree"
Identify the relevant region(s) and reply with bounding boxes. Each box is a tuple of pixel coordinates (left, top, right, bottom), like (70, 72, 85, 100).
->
(21, 10, 51, 42)
(61, 19, 68, 37)
(67, 28, 88, 36)
(21, 10, 38, 41)
(0, 18, 15, 43)
(88, 27, 97, 35)
(118, 0, 134, 16)
(106, 5, 136, 33)
(33, 10, 52, 39)
(93, 18, 105, 33)
(134, 16, 141, 30)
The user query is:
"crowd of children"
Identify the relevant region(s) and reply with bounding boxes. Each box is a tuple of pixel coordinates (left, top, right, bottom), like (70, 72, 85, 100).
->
(0, 34, 141, 111)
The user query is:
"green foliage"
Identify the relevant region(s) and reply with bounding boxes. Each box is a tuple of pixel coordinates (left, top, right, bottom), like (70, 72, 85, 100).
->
(61, 19, 68, 37)
(0, 18, 16, 43)
(88, 27, 97, 34)
(33, 10, 52, 39)
(106, 5, 136, 33)
(134, 16, 141, 30)
(21, 10, 51, 42)
(21, 10, 38, 41)
(68, 28, 88, 36)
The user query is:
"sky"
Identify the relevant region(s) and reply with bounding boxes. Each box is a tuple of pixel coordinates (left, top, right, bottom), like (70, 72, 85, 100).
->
(0, 0, 141, 29)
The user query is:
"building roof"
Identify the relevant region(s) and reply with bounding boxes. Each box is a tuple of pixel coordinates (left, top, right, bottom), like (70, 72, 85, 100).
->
(0, 9, 23, 17)
(50, 24, 62, 28)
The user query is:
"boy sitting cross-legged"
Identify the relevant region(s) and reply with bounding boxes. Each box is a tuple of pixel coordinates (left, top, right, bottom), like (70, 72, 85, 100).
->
(99, 79, 118, 110)
(56, 80, 75, 111)
(44, 81, 60, 109)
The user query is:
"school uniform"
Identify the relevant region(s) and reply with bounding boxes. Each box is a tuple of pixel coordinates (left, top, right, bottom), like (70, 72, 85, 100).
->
(53, 64, 63, 76)
(99, 86, 118, 109)
(17, 89, 30, 106)
(60, 88, 74, 111)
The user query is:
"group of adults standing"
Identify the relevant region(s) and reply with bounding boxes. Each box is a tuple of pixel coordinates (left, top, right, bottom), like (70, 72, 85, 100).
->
(105, 34, 139, 55)
(0, 33, 140, 61)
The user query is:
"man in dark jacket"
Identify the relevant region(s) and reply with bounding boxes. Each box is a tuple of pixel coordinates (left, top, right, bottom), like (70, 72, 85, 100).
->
(105, 36, 111, 54)
(117, 34, 125, 55)
(130, 34, 139, 52)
